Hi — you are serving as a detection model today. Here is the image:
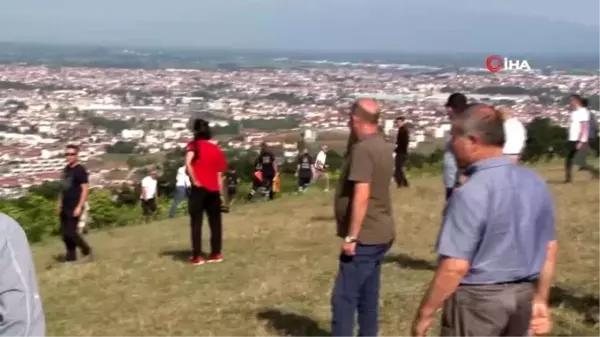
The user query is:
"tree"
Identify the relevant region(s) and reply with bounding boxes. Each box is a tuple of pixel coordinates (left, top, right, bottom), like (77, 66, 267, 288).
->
(28, 181, 62, 199)
(521, 118, 567, 162)
(106, 141, 137, 154)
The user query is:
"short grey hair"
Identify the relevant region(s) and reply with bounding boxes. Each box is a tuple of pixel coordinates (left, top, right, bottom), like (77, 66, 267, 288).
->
(452, 104, 505, 147)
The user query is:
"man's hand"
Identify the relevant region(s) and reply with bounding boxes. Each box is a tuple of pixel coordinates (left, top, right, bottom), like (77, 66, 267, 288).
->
(411, 309, 435, 336)
(576, 142, 584, 150)
(529, 300, 552, 335)
(73, 206, 82, 217)
(341, 240, 356, 256)
(193, 180, 202, 188)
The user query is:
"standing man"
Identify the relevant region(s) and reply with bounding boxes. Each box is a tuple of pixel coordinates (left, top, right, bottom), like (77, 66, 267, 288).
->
(169, 165, 190, 218)
(225, 167, 238, 208)
(394, 116, 410, 188)
(443, 93, 468, 200)
(498, 107, 527, 163)
(57, 144, 93, 262)
(313, 144, 331, 192)
(296, 148, 313, 193)
(140, 170, 159, 222)
(332, 99, 395, 336)
(412, 104, 557, 337)
(0, 213, 46, 336)
(565, 94, 597, 182)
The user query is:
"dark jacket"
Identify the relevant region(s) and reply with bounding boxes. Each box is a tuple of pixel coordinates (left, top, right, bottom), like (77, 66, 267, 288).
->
(395, 126, 409, 154)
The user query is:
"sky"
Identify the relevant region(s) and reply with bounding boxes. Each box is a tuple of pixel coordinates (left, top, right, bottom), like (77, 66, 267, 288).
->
(0, 0, 598, 53)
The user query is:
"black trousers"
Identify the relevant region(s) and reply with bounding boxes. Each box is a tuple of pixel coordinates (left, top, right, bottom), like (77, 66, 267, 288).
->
(394, 153, 409, 187)
(298, 173, 312, 191)
(60, 211, 91, 261)
(188, 186, 223, 257)
(565, 141, 577, 181)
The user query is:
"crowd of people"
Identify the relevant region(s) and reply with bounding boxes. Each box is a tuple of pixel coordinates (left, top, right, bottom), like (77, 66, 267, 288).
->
(0, 91, 597, 336)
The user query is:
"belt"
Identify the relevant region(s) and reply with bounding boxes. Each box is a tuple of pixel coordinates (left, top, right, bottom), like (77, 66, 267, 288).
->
(461, 278, 537, 286)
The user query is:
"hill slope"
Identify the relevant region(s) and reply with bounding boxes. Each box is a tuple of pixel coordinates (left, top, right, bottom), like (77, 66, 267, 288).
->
(34, 164, 599, 336)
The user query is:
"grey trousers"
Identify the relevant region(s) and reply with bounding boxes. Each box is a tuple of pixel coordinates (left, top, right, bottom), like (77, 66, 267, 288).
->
(441, 282, 535, 336)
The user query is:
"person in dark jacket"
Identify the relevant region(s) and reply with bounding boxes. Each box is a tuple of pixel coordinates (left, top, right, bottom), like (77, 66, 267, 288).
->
(394, 116, 410, 188)
(296, 148, 314, 192)
(248, 143, 278, 200)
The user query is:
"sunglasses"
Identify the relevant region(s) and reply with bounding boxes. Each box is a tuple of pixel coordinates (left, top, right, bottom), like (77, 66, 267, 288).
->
(64, 152, 77, 157)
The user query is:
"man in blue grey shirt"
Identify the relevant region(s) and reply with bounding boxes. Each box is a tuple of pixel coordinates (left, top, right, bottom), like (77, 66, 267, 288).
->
(0, 213, 45, 336)
(443, 93, 468, 200)
(412, 104, 557, 336)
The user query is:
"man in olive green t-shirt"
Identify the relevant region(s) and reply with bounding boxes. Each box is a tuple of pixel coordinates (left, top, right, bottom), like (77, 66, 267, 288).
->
(331, 99, 395, 337)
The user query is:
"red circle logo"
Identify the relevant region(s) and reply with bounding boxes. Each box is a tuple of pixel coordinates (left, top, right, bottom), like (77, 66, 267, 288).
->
(485, 55, 503, 73)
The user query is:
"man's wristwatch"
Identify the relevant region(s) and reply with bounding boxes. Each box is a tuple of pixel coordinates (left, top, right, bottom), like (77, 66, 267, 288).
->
(344, 236, 357, 243)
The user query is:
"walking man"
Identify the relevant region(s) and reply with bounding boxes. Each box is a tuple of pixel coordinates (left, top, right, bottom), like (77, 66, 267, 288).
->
(313, 144, 331, 192)
(443, 93, 468, 200)
(394, 116, 410, 187)
(498, 107, 527, 164)
(412, 104, 557, 336)
(296, 148, 313, 193)
(140, 170, 159, 222)
(169, 165, 190, 218)
(0, 212, 46, 336)
(57, 144, 93, 262)
(332, 99, 395, 336)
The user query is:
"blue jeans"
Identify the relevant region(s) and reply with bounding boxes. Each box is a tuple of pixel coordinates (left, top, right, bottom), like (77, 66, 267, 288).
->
(331, 243, 391, 336)
(169, 186, 188, 218)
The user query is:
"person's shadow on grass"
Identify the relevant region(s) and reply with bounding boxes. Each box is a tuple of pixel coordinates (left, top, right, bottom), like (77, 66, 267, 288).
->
(382, 253, 436, 270)
(550, 286, 600, 325)
(158, 249, 189, 262)
(257, 308, 331, 336)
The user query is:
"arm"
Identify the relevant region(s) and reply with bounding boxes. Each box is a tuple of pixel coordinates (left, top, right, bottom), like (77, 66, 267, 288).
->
(185, 151, 198, 187)
(0, 233, 34, 336)
(76, 167, 89, 211)
(535, 194, 557, 303)
(347, 144, 373, 238)
(579, 122, 588, 142)
(417, 190, 484, 316)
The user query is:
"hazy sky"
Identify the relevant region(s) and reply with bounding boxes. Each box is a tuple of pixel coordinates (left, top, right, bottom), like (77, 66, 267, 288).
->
(0, 0, 598, 53)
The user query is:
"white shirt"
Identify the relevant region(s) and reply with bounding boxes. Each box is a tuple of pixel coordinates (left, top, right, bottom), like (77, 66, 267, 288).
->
(141, 176, 157, 199)
(175, 166, 191, 187)
(568, 107, 590, 142)
(315, 150, 327, 170)
(503, 117, 527, 155)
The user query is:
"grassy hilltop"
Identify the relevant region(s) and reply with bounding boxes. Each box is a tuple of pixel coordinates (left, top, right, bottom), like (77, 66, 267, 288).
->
(34, 164, 599, 336)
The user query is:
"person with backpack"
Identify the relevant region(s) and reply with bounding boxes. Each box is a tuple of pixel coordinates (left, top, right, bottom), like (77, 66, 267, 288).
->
(565, 95, 598, 182)
(185, 118, 227, 265)
(247, 143, 277, 200)
(296, 148, 313, 193)
(582, 98, 599, 157)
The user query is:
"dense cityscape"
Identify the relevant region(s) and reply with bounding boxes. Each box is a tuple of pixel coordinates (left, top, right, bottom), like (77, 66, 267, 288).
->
(0, 49, 598, 198)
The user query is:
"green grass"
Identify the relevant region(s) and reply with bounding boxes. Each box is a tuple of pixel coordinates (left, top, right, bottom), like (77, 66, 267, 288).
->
(34, 164, 599, 336)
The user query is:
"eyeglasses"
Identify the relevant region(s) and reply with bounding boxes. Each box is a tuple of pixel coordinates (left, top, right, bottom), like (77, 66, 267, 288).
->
(64, 152, 77, 157)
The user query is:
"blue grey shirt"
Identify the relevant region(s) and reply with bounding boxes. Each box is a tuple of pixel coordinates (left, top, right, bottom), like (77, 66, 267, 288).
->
(0, 213, 45, 336)
(436, 156, 556, 285)
(443, 139, 460, 188)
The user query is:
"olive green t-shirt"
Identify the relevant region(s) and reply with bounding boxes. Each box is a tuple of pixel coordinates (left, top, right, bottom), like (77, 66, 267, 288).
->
(334, 133, 396, 244)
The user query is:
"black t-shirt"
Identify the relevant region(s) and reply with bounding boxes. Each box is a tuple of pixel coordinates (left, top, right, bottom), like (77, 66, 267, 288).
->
(256, 151, 275, 175)
(226, 171, 238, 189)
(60, 164, 89, 210)
(298, 154, 313, 174)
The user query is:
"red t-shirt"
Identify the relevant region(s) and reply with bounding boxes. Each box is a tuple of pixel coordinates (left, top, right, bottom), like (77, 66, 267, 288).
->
(186, 140, 227, 192)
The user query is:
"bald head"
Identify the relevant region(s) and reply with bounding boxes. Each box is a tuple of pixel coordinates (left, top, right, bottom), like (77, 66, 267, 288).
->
(452, 103, 505, 147)
(352, 98, 381, 124)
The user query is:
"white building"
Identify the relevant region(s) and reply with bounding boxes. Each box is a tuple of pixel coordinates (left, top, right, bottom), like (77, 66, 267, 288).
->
(121, 129, 145, 139)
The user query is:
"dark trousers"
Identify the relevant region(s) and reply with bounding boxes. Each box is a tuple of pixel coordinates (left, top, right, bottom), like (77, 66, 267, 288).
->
(394, 153, 409, 187)
(188, 186, 223, 257)
(60, 211, 91, 261)
(441, 282, 535, 336)
(331, 243, 391, 336)
(565, 141, 597, 181)
(298, 174, 311, 191)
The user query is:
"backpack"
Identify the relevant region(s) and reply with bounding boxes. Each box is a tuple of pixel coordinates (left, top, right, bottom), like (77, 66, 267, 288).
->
(589, 111, 598, 140)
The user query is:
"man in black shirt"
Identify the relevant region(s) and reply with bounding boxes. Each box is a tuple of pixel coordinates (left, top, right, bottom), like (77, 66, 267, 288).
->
(296, 148, 313, 193)
(57, 144, 93, 262)
(225, 167, 238, 207)
(247, 143, 278, 200)
(394, 116, 410, 188)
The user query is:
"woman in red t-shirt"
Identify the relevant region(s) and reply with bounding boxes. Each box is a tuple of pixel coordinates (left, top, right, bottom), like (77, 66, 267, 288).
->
(185, 118, 227, 265)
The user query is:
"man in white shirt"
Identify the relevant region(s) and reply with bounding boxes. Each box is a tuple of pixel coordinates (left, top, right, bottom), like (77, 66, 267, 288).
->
(312, 144, 330, 192)
(565, 94, 598, 183)
(498, 107, 527, 164)
(140, 170, 159, 222)
(169, 166, 190, 218)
